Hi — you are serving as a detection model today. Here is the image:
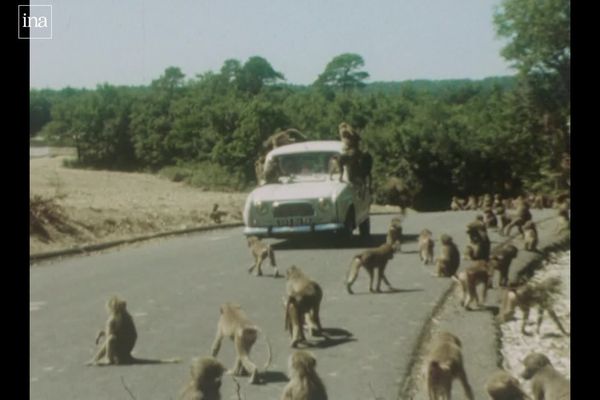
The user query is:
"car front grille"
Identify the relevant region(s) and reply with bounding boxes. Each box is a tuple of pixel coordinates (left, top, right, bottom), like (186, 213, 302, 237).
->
(273, 203, 315, 218)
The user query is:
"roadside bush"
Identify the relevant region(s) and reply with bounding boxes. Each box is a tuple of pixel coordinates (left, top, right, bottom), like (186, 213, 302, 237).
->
(159, 162, 249, 192)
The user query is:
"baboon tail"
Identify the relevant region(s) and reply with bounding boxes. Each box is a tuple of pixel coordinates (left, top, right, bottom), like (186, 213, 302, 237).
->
(284, 297, 293, 333)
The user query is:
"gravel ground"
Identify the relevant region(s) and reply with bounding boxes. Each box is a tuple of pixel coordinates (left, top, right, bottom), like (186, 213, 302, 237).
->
(499, 250, 571, 381)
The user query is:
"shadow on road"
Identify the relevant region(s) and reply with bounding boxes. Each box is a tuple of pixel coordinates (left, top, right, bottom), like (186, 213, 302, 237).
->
(272, 233, 422, 251)
(258, 371, 290, 384)
(349, 288, 425, 296)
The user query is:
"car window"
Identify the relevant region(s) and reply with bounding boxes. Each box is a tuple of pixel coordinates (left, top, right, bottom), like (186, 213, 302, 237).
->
(276, 152, 337, 176)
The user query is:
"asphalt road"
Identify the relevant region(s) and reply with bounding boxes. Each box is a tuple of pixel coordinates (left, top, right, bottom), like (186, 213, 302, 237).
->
(30, 209, 557, 400)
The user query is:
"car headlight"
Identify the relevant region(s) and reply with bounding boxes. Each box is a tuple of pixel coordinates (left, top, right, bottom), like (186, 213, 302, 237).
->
(318, 197, 331, 211)
(254, 200, 269, 215)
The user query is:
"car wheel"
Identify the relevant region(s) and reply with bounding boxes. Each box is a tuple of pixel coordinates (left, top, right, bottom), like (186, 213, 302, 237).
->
(359, 217, 370, 237)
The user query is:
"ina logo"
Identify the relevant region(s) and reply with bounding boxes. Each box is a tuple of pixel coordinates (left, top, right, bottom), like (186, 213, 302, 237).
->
(18, 5, 52, 39)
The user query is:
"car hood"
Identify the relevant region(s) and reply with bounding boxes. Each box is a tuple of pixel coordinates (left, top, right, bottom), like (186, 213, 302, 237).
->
(249, 180, 348, 202)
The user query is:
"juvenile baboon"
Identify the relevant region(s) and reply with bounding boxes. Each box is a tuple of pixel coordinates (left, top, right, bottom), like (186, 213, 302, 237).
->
(483, 207, 498, 229)
(179, 357, 227, 400)
(327, 155, 341, 180)
(450, 196, 463, 211)
(280, 350, 328, 400)
(452, 260, 490, 310)
(426, 331, 474, 400)
(346, 243, 395, 294)
(523, 221, 539, 251)
(246, 236, 279, 277)
(211, 303, 272, 384)
(485, 370, 531, 400)
(497, 277, 569, 336)
(86, 296, 180, 366)
(504, 202, 532, 237)
(210, 204, 228, 224)
(285, 266, 324, 347)
(521, 353, 570, 400)
(435, 234, 460, 277)
(464, 220, 491, 261)
(386, 217, 403, 251)
(87, 295, 137, 366)
(489, 244, 519, 287)
(481, 193, 493, 209)
(464, 195, 478, 210)
(419, 229, 435, 265)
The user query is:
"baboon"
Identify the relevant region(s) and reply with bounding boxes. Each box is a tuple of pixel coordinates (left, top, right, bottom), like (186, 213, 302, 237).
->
(452, 260, 491, 310)
(263, 129, 307, 153)
(489, 244, 519, 287)
(264, 157, 283, 184)
(435, 234, 460, 277)
(481, 193, 493, 209)
(346, 243, 395, 294)
(426, 331, 474, 400)
(338, 122, 360, 151)
(495, 204, 510, 231)
(464, 195, 478, 210)
(87, 295, 137, 366)
(464, 220, 491, 261)
(419, 229, 435, 265)
(483, 207, 498, 229)
(211, 303, 272, 384)
(497, 277, 569, 336)
(246, 236, 279, 277)
(338, 149, 373, 195)
(328, 155, 341, 180)
(521, 353, 570, 400)
(210, 204, 228, 224)
(485, 370, 531, 400)
(386, 217, 403, 251)
(533, 193, 546, 209)
(450, 196, 463, 211)
(503, 202, 532, 237)
(254, 156, 266, 185)
(285, 266, 324, 347)
(179, 357, 227, 400)
(492, 194, 503, 209)
(86, 296, 180, 366)
(280, 350, 328, 400)
(523, 221, 539, 251)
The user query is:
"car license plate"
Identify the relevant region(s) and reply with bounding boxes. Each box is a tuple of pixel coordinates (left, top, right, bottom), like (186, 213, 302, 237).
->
(276, 217, 312, 227)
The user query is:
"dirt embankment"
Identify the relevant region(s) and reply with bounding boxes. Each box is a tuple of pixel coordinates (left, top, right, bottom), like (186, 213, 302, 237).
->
(30, 154, 248, 254)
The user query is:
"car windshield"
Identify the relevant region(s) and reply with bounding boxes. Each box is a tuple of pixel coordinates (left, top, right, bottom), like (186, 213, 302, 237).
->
(274, 151, 338, 177)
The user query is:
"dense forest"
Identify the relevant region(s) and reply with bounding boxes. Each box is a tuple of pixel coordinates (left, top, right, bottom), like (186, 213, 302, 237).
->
(29, 0, 569, 210)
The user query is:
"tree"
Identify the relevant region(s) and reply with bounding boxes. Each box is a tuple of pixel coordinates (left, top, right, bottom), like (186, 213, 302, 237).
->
(314, 53, 370, 91)
(494, 0, 570, 172)
(237, 56, 285, 95)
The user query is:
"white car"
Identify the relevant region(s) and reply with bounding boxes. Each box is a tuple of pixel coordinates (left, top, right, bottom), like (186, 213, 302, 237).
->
(243, 141, 372, 239)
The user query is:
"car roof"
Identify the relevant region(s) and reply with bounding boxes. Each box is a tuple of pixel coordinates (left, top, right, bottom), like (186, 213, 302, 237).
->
(267, 141, 343, 158)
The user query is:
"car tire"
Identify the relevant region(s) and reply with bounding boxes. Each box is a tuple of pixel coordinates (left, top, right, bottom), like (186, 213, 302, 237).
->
(359, 217, 370, 237)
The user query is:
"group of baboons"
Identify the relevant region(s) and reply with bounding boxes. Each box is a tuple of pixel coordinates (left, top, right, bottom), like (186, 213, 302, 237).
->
(83, 124, 570, 399)
(425, 196, 570, 399)
(254, 123, 373, 196)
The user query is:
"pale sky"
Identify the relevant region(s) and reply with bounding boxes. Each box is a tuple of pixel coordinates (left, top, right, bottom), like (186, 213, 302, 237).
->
(30, 0, 513, 89)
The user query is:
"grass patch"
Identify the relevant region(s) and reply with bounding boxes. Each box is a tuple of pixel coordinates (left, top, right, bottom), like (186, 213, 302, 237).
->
(159, 162, 249, 192)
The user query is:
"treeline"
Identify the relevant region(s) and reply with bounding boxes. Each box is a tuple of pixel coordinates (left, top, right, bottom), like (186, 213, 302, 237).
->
(29, 0, 570, 210)
(28, 70, 564, 210)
